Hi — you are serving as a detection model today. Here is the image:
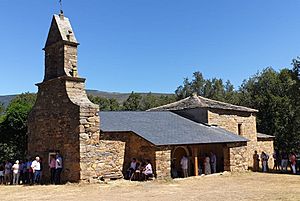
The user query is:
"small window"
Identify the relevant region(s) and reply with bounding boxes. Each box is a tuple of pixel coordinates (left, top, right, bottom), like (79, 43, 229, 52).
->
(238, 124, 242, 135)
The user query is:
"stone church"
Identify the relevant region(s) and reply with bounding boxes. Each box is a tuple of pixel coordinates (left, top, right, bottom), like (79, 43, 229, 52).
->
(27, 13, 274, 183)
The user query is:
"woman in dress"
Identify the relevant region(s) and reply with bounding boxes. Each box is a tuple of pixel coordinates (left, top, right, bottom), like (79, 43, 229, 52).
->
(204, 154, 211, 175)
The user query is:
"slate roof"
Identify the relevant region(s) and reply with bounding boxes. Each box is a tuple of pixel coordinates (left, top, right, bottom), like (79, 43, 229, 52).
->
(257, 133, 275, 139)
(100, 111, 247, 146)
(148, 94, 258, 113)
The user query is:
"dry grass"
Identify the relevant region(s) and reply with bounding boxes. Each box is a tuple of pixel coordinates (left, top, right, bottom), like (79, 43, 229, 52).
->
(0, 172, 299, 201)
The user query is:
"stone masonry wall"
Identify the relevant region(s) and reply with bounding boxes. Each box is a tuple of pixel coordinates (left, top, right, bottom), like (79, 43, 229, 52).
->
(207, 109, 259, 168)
(256, 139, 274, 170)
(223, 142, 248, 172)
(27, 77, 81, 182)
(28, 76, 125, 183)
(101, 132, 159, 177)
(155, 148, 171, 179)
(80, 140, 125, 182)
(64, 44, 78, 77)
(207, 109, 257, 141)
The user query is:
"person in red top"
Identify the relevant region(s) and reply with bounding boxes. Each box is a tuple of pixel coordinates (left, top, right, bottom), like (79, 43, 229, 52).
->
(49, 155, 56, 184)
(289, 152, 297, 174)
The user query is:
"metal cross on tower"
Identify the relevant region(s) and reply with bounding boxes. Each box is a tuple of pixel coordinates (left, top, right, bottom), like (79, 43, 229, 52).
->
(59, 0, 63, 14)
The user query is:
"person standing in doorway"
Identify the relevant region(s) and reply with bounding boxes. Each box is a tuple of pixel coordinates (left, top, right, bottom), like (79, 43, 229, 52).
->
(49, 155, 56, 184)
(210, 152, 217, 173)
(180, 155, 188, 178)
(55, 152, 63, 184)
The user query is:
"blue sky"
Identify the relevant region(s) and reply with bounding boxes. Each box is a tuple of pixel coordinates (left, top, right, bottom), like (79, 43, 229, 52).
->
(0, 0, 300, 95)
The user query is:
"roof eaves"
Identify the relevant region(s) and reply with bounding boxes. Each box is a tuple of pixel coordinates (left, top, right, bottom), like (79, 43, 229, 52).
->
(100, 129, 157, 146)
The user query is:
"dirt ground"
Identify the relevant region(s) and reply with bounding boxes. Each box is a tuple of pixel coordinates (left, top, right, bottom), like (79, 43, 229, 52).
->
(0, 172, 299, 201)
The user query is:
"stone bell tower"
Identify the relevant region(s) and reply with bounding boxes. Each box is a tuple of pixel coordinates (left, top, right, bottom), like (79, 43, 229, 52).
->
(27, 12, 100, 182)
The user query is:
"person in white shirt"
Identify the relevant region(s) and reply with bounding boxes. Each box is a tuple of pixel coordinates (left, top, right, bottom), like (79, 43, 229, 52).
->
(143, 160, 153, 180)
(31, 156, 41, 184)
(180, 155, 188, 178)
(12, 160, 20, 185)
(261, 152, 269, 172)
(55, 152, 63, 184)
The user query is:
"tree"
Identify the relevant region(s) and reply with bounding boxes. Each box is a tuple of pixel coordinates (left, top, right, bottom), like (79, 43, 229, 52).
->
(175, 77, 193, 100)
(175, 71, 238, 103)
(236, 67, 299, 152)
(0, 102, 4, 115)
(0, 102, 4, 122)
(0, 93, 36, 161)
(139, 93, 177, 111)
(88, 95, 121, 111)
(191, 72, 206, 96)
(139, 92, 158, 111)
(123, 92, 142, 111)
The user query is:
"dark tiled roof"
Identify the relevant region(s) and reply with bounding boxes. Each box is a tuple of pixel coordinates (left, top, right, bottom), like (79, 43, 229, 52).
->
(257, 133, 275, 139)
(148, 94, 258, 113)
(100, 111, 247, 146)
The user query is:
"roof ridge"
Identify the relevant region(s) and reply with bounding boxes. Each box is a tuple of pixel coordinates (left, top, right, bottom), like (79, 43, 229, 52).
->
(146, 96, 191, 111)
(197, 95, 258, 112)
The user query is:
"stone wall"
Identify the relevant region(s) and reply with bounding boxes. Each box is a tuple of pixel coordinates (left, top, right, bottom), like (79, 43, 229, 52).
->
(207, 109, 257, 141)
(101, 132, 165, 178)
(28, 76, 125, 183)
(28, 77, 82, 182)
(223, 142, 248, 172)
(155, 148, 171, 179)
(255, 139, 274, 169)
(80, 140, 125, 182)
(207, 109, 265, 169)
(63, 44, 78, 77)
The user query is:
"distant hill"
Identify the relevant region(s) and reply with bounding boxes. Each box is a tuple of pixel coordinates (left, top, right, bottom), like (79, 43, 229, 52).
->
(0, 90, 174, 107)
(86, 90, 173, 103)
(0, 95, 17, 107)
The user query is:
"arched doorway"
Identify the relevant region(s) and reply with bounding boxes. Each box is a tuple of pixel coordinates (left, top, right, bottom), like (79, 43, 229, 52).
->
(172, 146, 189, 178)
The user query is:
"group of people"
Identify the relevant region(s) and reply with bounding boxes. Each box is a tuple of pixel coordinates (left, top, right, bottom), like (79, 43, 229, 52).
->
(172, 152, 217, 178)
(199, 152, 217, 175)
(253, 150, 298, 174)
(0, 152, 63, 185)
(126, 158, 153, 181)
(273, 151, 298, 174)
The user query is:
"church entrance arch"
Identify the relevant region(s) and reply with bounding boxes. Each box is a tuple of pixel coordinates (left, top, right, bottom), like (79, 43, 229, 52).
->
(172, 146, 190, 178)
